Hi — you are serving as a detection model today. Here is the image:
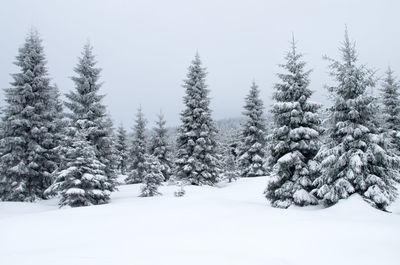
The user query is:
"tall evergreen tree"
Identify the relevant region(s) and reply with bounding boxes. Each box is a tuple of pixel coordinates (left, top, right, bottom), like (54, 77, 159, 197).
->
(115, 124, 129, 175)
(175, 54, 219, 185)
(313, 29, 399, 210)
(380, 67, 400, 154)
(126, 107, 147, 184)
(238, 81, 267, 178)
(0, 30, 61, 201)
(149, 111, 172, 181)
(64, 42, 117, 192)
(265, 38, 321, 208)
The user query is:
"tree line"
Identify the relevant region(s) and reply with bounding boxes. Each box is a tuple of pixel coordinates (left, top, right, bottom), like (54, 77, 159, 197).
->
(0, 28, 399, 211)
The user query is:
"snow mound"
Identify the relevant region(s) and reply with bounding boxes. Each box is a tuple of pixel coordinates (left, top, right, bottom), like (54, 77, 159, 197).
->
(325, 194, 384, 214)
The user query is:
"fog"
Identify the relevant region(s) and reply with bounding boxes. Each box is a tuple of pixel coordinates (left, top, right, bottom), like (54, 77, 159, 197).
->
(1, 0, 399, 128)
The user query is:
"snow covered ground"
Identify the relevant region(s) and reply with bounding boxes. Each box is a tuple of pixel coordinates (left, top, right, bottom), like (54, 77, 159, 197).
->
(0, 177, 399, 265)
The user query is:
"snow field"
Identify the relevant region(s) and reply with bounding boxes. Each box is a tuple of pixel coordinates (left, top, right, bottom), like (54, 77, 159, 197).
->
(0, 177, 399, 265)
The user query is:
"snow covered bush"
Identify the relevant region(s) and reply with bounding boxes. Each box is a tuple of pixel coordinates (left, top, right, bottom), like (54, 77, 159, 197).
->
(174, 181, 186, 197)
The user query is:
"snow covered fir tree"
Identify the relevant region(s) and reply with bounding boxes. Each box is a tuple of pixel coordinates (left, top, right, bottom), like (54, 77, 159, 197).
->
(175, 54, 220, 185)
(149, 112, 172, 181)
(265, 38, 322, 208)
(49, 125, 111, 207)
(218, 126, 242, 183)
(313, 29, 399, 210)
(64, 42, 117, 194)
(115, 125, 129, 175)
(0, 30, 62, 201)
(126, 107, 148, 184)
(140, 154, 165, 197)
(238, 81, 267, 178)
(380, 67, 400, 155)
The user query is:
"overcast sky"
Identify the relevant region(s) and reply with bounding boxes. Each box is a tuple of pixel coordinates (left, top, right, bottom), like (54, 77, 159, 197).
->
(1, 0, 400, 128)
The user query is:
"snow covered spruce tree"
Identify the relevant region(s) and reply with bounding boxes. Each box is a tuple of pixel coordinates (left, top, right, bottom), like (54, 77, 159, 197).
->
(64, 42, 117, 193)
(140, 154, 165, 197)
(175, 54, 219, 185)
(126, 107, 147, 184)
(265, 38, 321, 208)
(50, 125, 111, 207)
(149, 112, 172, 181)
(380, 67, 400, 155)
(218, 128, 241, 182)
(115, 124, 129, 174)
(313, 29, 399, 210)
(0, 30, 62, 201)
(238, 81, 267, 178)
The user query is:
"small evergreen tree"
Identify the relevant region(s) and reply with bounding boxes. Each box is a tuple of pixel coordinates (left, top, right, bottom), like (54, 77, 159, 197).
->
(149, 112, 172, 181)
(218, 128, 241, 182)
(380, 67, 400, 155)
(126, 107, 147, 184)
(0, 30, 61, 201)
(222, 153, 240, 183)
(50, 125, 111, 207)
(265, 38, 321, 208)
(115, 124, 129, 175)
(313, 29, 399, 210)
(175, 54, 219, 185)
(238, 81, 267, 178)
(65, 42, 117, 192)
(140, 154, 165, 197)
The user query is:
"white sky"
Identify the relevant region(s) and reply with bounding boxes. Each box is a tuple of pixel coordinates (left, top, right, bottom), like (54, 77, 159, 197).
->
(1, 0, 400, 128)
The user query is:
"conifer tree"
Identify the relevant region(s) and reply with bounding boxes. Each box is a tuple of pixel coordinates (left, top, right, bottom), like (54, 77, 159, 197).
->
(126, 107, 147, 184)
(115, 124, 129, 175)
(149, 112, 172, 181)
(140, 154, 165, 197)
(0, 30, 61, 201)
(175, 54, 219, 185)
(313, 29, 399, 210)
(65, 42, 117, 192)
(218, 128, 241, 182)
(50, 125, 111, 207)
(380, 67, 400, 155)
(48, 84, 67, 175)
(265, 38, 321, 208)
(238, 81, 267, 178)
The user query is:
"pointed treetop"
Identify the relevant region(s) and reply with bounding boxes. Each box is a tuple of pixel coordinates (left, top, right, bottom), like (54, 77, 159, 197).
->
(15, 28, 47, 73)
(385, 66, 394, 80)
(251, 79, 257, 88)
(341, 26, 357, 65)
(290, 32, 297, 54)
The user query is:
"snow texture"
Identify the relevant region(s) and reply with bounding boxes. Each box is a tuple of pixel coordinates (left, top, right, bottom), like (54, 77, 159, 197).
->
(0, 178, 399, 265)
